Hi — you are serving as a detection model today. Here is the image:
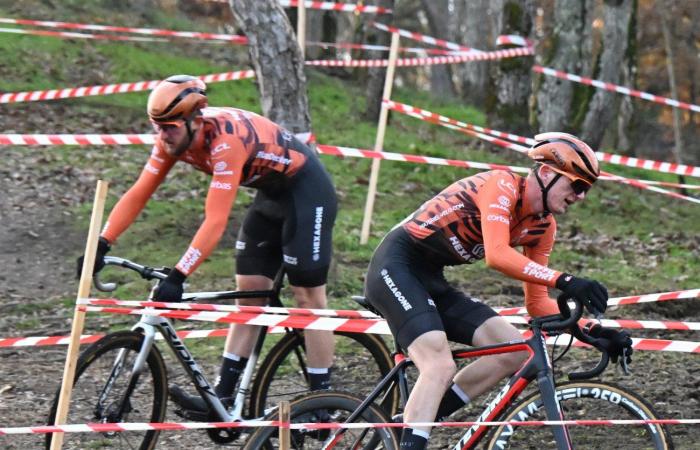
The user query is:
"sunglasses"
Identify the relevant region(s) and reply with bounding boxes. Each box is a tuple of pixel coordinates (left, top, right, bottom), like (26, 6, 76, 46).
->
(570, 178, 592, 195)
(150, 120, 185, 132)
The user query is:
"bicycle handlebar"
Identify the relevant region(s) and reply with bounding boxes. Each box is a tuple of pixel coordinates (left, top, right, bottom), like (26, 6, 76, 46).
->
(93, 256, 169, 292)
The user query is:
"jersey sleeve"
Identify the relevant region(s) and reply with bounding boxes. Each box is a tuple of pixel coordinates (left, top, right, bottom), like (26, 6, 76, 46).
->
(522, 221, 560, 317)
(174, 135, 246, 276)
(475, 172, 562, 288)
(101, 144, 175, 244)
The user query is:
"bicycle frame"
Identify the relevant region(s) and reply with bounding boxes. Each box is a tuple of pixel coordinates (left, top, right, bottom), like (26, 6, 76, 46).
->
(96, 257, 294, 423)
(324, 325, 573, 450)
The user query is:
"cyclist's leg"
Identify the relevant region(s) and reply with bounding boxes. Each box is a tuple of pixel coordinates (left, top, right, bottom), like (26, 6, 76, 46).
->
(283, 162, 337, 388)
(439, 293, 527, 401)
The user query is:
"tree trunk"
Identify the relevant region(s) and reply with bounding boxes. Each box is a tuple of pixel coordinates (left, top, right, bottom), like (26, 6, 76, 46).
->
(489, 0, 535, 135)
(615, 0, 638, 153)
(364, 0, 395, 121)
(229, 0, 311, 133)
(421, 0, 457, 98)
(455, 0, 495, 107)
(581, 0, 634, 149)
(535, 0, 594, 132)
(659, 0, 684, 165)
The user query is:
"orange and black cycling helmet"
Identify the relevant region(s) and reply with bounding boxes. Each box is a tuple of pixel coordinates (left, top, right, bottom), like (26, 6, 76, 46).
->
(147, 75, 207, 124)
(528, 132, 600, 212)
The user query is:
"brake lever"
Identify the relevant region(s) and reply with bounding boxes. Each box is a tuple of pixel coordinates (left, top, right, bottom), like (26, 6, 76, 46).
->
(619, 348, 631, 375)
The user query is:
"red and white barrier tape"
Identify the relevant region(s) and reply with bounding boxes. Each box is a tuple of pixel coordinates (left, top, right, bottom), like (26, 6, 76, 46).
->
(385, 100, 700, 179)
(80, 305, 393, 335)
(0, 420, 278, 436)
(0, 26, 169, 42)
(506, 315, 700, 331)
(79, 298, 380, 318)
(496, 34, 534, 48)
(305, 47, 532, 68)
(307, 40, 470, 56)
(0, 70, 254, 103)
(494, 288, 700, 316)
(3, 418, 697, 435)
(80, 306, 700, 353)
(280, 0, 392, 14)
(534, 65, 700, 114)
(0, 17, 247, 44)
(371, 22, 482, 54)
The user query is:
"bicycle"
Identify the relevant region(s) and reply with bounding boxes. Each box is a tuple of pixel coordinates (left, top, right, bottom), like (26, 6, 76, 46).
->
(46, 256, 398, 450)
(243, 295, 673, 449)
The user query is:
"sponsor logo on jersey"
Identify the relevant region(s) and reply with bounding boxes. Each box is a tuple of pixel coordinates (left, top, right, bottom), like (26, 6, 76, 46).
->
(449, 235, 471, 261)
(144, 162, 159, 175)
(486, 214, 510, 225)
(471, 244, 485, 259)
(498, 195, 512, 208)
(214, 161, 227, 172)
(256, 151, 292, 165)
(420, 203, 464, 228)
(150, 147, 165, 163)
(427, 298, 436, 307)
(235, 241, 246, 250)
(498, 178, 517, 197)
(212, 142, 230, 156)
(281, 129, 294, 142)
(312, 207, 324, 261)
(283, 254, 298, 265)
(210, 180, 232, 190)
(178, 247, 202, 274)
(380, 269, 412, 311)
(522, 261, 556, 282)
(489, 203, 510, 212)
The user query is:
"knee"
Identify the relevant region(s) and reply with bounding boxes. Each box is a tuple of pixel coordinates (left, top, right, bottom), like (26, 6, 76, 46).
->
(421, 356, 457, 387)
(291, 285, 327, 309)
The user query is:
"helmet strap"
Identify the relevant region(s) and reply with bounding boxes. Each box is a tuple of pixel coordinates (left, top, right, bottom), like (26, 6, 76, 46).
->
(534, 165, 562, 213)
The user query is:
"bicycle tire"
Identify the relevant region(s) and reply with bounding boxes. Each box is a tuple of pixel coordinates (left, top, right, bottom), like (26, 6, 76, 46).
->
(243, 390, 399, 450)
(45, 330, 168, 450)
(249, 330, 398, 419)
(485, 380, 674, 450)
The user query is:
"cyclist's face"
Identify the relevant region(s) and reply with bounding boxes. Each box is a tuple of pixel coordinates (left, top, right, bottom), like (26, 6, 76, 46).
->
(152, 120, 190, 156)
(546, 174, 586, 215)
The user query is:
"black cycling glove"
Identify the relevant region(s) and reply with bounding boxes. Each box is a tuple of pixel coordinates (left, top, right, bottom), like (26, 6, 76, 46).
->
(153, 268, 187, 302)
(586, 324, 633, 365)
(76, 236, 111, 279)
(555, 273, 608, 315)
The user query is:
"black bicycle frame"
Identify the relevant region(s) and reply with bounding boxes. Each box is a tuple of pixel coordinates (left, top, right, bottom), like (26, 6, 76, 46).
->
(323, 325, 573, 450)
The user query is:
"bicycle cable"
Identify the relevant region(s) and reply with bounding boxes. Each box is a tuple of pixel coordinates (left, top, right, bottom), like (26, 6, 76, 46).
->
(549, 332, 574, 375)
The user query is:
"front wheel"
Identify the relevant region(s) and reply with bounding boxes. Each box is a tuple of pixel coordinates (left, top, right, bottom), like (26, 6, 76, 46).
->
(485, 380, 673, 450)
(249, 330, 398, 418)
(243, 390, 399, 449)
(45, 331, 168, 450)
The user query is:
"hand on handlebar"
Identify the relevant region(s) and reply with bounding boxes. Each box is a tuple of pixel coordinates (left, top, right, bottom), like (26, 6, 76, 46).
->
(76, 237, 111, 279)
(586, 324, 633, 369)
(152, 268, 187, 302)
(555, 273, 608, 316)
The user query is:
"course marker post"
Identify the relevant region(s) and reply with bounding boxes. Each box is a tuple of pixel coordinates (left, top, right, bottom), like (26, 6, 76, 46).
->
(49, 180, 108, 450)
(360, 31, 399, 244)
(279, 400, 291, 449)
(296, 0, 306, 58)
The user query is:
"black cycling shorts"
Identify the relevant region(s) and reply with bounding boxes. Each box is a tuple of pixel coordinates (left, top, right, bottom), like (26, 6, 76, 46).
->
(235, 154, 337, 288)
(364, 227, 498, 350)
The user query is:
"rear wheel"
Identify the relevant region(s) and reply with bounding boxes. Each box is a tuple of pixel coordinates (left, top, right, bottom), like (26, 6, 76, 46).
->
(250, 330, 398, 418)
(485, 380, 673, 449)
(243, 390, 399, 449)
(45, 331, 168, 450)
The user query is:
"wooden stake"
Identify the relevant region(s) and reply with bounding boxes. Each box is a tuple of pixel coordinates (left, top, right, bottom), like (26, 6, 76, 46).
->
(297, 0, 306, 58)
(360, 32, 400, 244)
(279, 400, 291, 450)
(49, 180, 109, 450)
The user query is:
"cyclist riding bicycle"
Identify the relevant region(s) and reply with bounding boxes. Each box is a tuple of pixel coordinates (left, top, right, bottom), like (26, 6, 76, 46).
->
(364, 132, 633, 450)
(79, 75, 338, 415)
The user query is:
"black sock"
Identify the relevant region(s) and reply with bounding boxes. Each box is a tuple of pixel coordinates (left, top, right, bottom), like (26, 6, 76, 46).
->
(435, 383, 470, 421)
(214, 354, 248, 398)
(400, 428, 428, 450)
(308, 367, 332, 391)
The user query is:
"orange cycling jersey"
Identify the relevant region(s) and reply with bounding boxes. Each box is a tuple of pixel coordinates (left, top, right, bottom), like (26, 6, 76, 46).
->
(403, 170, 563, 317)
(102, 107, 312, 276)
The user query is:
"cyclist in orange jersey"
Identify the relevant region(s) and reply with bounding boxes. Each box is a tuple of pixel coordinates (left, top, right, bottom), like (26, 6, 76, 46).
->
(80, 75, 338, 414)
(364, 133, 632, 449)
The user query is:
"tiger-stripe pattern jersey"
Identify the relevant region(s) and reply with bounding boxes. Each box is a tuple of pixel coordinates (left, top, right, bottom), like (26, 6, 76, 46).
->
(402, 170, 564, 317)
(102, 107, 315, 276)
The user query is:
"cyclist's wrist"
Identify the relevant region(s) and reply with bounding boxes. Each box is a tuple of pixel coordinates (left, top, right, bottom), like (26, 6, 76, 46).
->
(167, 267, 187, 284)
(555, 272, 575, 290)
